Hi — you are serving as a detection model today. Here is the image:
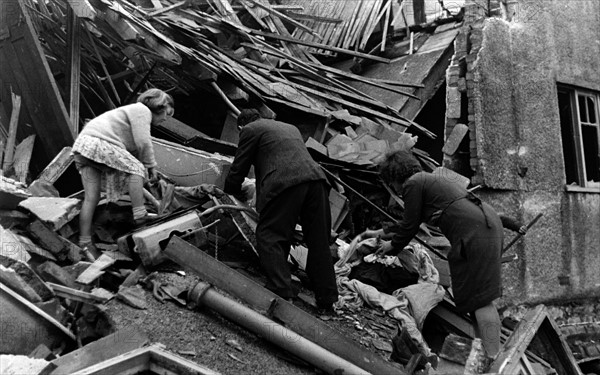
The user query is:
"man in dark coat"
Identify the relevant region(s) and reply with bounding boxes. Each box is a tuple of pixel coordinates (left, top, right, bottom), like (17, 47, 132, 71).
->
(223, 109, 338, 310)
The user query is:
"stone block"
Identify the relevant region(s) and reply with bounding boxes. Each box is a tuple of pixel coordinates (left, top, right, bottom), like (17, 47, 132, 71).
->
(446, 87, 462, 119)
(457, 77, 467, 93)
(63, 262, 93, 280)
(19, 197, 81, 231)
(37, 261, 76, 288)
(34, 298, 69, 325)
(442, 124, 469, 156)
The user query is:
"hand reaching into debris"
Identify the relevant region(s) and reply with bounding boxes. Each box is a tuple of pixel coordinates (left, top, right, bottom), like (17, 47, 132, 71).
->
(375, 240, 394, 257)
(360, 228, 385, 240)
(147, 167, 158, 183)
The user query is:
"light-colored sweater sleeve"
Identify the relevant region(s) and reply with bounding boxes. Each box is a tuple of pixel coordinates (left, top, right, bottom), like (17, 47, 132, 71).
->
(126, 104, 157, 168)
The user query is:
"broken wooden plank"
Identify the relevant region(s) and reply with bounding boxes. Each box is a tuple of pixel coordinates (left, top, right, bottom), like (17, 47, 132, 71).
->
(85, 27, 120, 106)
(60, 345, 219, 375)
(12, 134, 35, 183)
(49, 327, 150, 374)
(146, 0, 187, 17)
(66, 7, 81, 134)
(309, 63, 421, 100)
(65, 0, 96, 19)
(283, 11, 342, 24)
(75, 254, 116, 285)
(2, 90, 21, 171)
(1, 0, 75, 162)
(245, 0, 323, 40)
(248, 29, 391, 63)
(164, 236, 405, 375)
(47, 282, 112, 304)
(489, 305, 581, 375)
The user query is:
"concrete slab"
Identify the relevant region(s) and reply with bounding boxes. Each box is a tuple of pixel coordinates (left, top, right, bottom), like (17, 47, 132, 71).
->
(19, 197, 81, 231)
(0, 254, 55, 301)
(37, 261, 76, 288)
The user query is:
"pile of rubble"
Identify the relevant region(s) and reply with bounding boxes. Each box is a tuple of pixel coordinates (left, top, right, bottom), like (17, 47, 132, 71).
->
(1, 151, 594, 374)
(1, 0, 597, 374)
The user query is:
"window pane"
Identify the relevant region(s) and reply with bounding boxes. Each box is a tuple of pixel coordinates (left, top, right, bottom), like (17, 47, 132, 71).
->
(582, 125, 600, 183)
(559, 91, 579, 184)
(587, 96, 597, 124)
(578, 95, 588, 123)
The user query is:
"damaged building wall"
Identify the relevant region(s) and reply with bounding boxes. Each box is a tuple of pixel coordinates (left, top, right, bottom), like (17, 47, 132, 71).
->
(447, 0, 600, 304)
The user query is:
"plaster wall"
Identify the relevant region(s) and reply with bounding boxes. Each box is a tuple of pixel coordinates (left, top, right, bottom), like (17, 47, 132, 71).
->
(467, 1, 600, 304)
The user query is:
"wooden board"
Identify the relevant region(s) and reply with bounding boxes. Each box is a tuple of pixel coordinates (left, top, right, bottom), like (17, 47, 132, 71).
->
(489, 305, 582, 375)
(49, 327, 150, 374)
(0, 0, 74, 165)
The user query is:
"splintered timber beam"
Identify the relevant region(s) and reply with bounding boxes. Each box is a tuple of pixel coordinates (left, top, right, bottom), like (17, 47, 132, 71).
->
(164, 236, 405, 375)
(244, 0, 323, 40)
(2, 91, 21, 171)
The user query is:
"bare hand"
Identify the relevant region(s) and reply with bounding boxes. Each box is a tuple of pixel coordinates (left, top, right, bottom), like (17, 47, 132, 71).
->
(375, 240, 394, 257)
(518, 225, 528, 235)
(148, 167, 159, 182)
(360, 229, 384, 239)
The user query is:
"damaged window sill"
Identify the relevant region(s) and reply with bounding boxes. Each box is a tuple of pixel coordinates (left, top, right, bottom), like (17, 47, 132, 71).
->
(565, 185, 600, 194)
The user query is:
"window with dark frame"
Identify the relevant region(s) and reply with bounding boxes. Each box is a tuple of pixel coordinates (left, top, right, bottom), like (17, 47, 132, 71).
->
(557, 85, 600, 190)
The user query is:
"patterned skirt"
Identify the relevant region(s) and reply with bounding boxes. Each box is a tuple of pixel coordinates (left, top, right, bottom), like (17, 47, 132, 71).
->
(72, 135, 146, 202)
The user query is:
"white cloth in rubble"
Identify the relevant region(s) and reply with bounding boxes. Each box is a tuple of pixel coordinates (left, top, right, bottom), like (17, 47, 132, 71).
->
(340, 278, 445, 355)
(333, 235, 445, 355)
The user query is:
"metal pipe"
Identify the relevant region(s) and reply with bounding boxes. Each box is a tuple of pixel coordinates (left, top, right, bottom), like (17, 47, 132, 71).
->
(189, 282, 371, 375)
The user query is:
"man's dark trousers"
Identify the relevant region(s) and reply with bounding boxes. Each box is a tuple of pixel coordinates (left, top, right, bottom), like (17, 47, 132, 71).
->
(256, 180, 338, 308)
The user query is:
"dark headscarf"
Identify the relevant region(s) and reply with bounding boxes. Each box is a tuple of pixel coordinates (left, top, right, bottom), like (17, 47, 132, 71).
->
(378, 150, 422, 185)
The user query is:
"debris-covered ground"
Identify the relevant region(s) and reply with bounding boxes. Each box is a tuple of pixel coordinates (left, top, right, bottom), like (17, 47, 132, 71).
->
(103, 267, 600, 374)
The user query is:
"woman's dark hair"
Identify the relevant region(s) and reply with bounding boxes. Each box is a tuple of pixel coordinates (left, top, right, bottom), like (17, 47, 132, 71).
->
(137, 88, 174, 114)
(237, 109, 261, 127)
(378, 150, 423, 184)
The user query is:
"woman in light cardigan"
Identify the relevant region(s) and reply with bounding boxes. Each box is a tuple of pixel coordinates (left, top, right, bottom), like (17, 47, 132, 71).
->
(72, 88, 174, 257)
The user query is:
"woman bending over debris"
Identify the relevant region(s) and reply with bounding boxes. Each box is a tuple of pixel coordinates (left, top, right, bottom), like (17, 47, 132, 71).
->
(71, 88, 174, 258)
(361, 150, 526, 366)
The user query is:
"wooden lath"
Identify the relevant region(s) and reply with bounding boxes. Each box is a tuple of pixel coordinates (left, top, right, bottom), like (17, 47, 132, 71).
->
(490, 305, 582, 375)
(287, 0, 388, 55)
